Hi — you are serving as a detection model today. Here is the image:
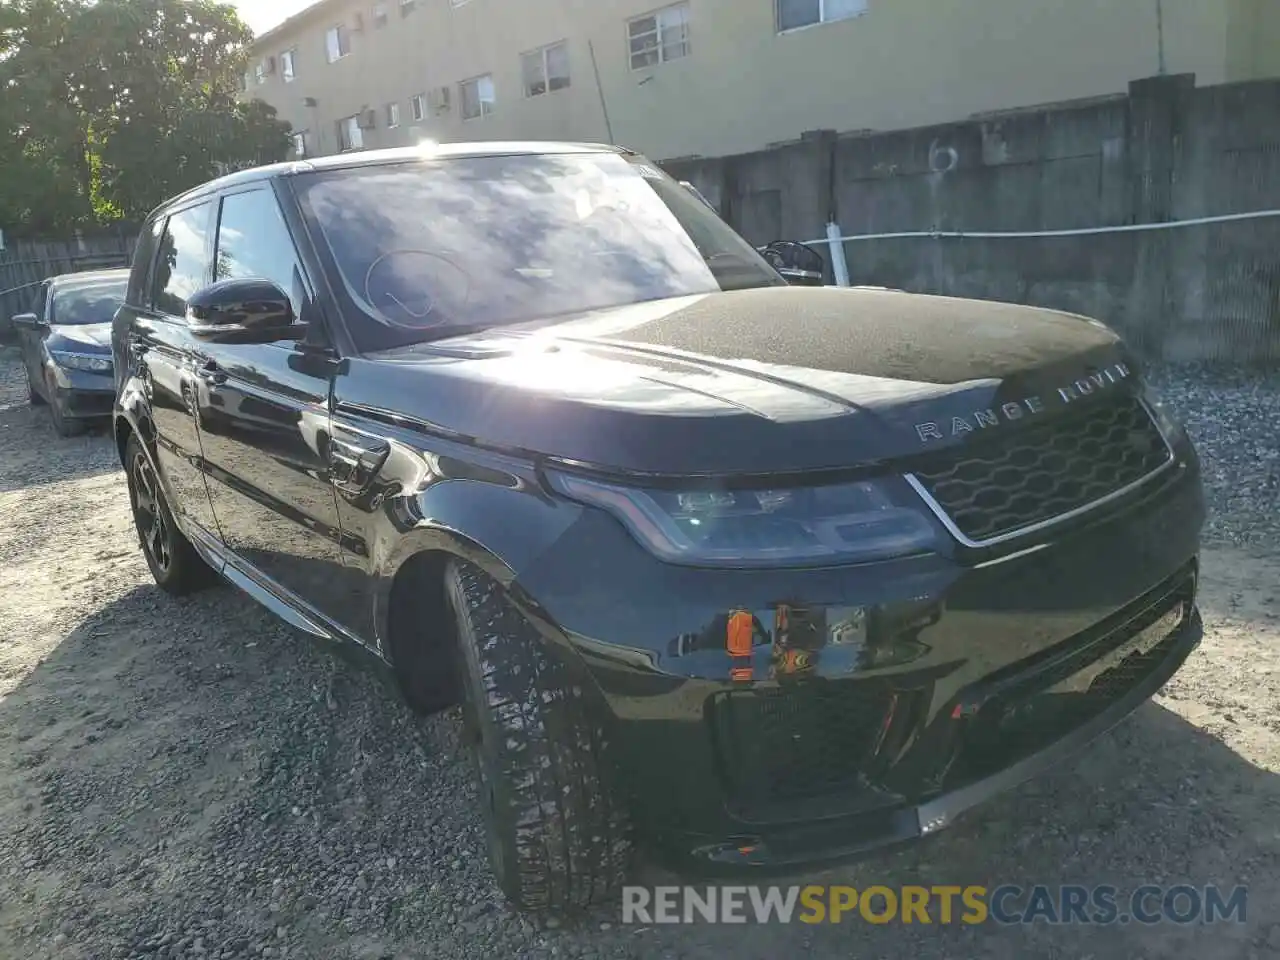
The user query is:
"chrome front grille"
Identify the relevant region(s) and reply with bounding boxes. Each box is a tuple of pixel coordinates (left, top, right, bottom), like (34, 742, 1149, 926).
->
(908, 394, 1173, 547)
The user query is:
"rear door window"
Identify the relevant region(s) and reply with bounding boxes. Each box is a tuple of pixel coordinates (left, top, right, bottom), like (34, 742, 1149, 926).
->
(152, 202, 214, 317)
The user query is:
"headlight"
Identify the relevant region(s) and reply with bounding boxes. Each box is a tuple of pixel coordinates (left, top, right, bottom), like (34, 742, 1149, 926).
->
(1142, 384, 1185, 444)
(50, 351, 112, 374)
(546, 471, 939, 568)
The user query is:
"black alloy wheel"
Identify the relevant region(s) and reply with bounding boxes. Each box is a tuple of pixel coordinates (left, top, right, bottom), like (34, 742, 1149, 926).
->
(125, 434, 212, 595)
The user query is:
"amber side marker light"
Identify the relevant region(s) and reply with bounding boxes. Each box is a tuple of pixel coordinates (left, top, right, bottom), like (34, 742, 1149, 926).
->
(726, 611, 754, 657)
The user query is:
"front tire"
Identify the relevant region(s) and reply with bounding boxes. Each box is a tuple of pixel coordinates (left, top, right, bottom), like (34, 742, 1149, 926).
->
(46, 374, 84, 437)
(125, 435, 212, 595)
(445, 560, 632, 914)
(26, 367, 46, 406)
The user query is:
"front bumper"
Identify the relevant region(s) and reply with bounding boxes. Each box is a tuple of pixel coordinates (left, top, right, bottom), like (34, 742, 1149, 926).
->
(683, 584, 1200, 874)
(48, 365, 114, 418)
(515, 436, 1204, 873)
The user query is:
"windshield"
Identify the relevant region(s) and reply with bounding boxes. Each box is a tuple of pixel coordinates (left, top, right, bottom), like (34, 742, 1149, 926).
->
(50, 277, 127, 326)
(296, 152, 785, 351)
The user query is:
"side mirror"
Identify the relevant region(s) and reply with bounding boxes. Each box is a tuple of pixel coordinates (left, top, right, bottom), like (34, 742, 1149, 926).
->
(186, 278, 298, 343)
(10, 312, 43, 330)
(762, 241, 826, 286)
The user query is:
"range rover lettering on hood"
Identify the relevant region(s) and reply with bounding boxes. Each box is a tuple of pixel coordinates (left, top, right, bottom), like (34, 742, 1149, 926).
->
(914, 361, 1133, 444)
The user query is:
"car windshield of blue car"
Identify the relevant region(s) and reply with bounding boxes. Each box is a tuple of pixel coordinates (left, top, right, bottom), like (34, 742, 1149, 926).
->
(51, 278, 127, 325)
(296, 151, 786, 351)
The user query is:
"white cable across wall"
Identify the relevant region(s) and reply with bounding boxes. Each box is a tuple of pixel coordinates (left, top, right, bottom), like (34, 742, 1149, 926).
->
(804, 207, 1280, 246)
(791, 208, 1280, 286)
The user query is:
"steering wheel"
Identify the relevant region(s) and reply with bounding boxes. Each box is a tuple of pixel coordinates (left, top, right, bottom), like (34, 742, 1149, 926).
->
(362, 249, 472, 330)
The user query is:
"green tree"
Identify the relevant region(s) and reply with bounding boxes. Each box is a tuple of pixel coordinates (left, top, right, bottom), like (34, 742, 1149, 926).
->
(0, 0, 292, 235)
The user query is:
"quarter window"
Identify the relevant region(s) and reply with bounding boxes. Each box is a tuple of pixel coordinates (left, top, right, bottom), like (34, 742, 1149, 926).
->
(459, 74, 495, 120)
(325, 25, 350, 62)
(522, 41, 570, 97)
(628, 3, 690, 70)
(153, 204, 213, 317)
(128, 219, 164, 308)
(214, 190, 304, 315)
(776, 0, 868, 32)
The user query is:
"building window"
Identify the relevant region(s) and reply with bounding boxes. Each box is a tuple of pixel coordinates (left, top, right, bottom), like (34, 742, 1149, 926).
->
(628, 3, 690, 70)
(401, 0, 416, 14)
(281, 48, 297, 82)
(325, 25, 350, 62)
(292, 131, 309, 157)
(254, 59, 267, 84)
(410, 93, 426, 121)
(776, 0, 868, 32)
(336, 115, 363, 151)
(386, 102, 401, 128)
(373, 2, 388, 25)
(522, 41, 570, 97)
(459, 74, 495, 120)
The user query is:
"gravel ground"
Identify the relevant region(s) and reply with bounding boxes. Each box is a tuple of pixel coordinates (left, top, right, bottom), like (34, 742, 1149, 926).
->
(1145, 365, 1280, 549)
(0, 346, 1277, 960)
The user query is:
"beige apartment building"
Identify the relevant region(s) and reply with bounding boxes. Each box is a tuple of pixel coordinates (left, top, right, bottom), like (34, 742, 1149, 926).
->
(244, 0, 1280, 162)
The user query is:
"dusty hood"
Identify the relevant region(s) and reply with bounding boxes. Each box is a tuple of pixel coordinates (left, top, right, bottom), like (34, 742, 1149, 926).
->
(353, 287, 1137, 476)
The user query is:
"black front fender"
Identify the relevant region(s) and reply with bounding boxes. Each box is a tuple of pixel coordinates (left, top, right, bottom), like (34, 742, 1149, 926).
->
(114, 377, 155, 464)
(370, 472, 585, 651)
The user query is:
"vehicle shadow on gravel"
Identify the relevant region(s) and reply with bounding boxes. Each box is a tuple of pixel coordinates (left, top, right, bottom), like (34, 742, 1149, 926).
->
(1, 582, 1277, 959)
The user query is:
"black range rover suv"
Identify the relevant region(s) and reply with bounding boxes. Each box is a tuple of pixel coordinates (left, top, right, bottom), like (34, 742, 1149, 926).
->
(111, 143, 1203, 913)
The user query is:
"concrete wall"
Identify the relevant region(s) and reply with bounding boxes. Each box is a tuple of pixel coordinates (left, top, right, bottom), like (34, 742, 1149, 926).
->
(666, 74, 1280, 363)
(247, 0, 1276, 162)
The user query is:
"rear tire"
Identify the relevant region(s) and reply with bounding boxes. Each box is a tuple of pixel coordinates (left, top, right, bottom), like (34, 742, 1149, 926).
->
(125, 434, 213, 595)
(445, 560, 632, 914)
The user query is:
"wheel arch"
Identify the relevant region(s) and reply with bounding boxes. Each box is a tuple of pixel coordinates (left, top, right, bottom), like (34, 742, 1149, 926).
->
(113, 385, 156, 468)
(376, 489, 595, 714)
(113, 413, 136, 468)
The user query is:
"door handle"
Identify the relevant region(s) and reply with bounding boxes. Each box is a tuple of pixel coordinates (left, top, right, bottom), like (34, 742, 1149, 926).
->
(195, 360, 228, 386)
(327, 433, 390, 496)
